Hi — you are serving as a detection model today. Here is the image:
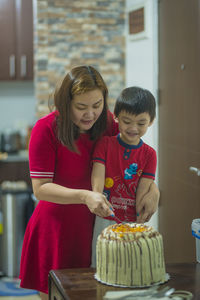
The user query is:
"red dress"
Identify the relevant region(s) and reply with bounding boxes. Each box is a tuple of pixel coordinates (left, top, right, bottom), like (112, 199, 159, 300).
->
(19, 111, 118, 293)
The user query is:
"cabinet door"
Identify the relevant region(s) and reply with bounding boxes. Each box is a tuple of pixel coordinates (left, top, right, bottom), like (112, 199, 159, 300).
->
(0, 0, 16, 80)
(0, 0, 33, 80)
(16, 0, 33, 80)
(0, 161, 31, 186)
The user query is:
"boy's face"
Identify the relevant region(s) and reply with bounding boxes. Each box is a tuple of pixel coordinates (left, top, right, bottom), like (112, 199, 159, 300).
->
(116, 111, 153, 145)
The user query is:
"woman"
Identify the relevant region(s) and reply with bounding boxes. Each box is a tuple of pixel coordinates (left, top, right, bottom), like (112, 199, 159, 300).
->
(19, 65, 159, 300)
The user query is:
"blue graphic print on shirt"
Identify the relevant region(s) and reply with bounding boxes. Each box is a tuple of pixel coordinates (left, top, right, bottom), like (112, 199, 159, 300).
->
(124, 163, 138, 180)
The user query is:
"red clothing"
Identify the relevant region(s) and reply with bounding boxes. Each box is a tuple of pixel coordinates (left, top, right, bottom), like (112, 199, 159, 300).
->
(92, 134, 157, 222)
(19, 110, 118, 294)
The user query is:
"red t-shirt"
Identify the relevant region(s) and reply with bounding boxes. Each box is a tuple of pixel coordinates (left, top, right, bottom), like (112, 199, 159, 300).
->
(92, 134, 157, 222)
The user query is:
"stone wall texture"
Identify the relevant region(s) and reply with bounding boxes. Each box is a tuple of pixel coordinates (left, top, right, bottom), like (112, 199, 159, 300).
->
(34, 0, 125, 117)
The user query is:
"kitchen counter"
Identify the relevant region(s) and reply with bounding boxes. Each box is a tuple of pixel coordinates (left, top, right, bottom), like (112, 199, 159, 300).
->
(0, 150, 28, 162)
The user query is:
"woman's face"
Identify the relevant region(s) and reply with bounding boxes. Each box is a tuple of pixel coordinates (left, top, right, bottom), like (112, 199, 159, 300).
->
(70, 89, 104, 132)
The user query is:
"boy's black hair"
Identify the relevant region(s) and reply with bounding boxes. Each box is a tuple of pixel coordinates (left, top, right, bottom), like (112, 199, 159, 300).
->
(114, 86, 156, 122)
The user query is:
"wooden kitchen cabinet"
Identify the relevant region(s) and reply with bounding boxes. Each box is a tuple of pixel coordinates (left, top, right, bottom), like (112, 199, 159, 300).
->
(0, 161, 31, 186)
(0, 0, 33, 80)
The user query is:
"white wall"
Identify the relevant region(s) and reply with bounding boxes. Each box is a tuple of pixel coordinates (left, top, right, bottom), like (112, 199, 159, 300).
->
(0, 82, 36, 138)
(125, 0, 159, 229)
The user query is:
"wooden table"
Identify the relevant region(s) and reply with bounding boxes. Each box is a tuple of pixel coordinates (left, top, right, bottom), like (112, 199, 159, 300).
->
(48, 263, 200, 300)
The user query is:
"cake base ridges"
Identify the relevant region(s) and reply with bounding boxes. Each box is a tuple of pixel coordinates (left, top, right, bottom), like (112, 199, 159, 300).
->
(94, 272, 170, 288)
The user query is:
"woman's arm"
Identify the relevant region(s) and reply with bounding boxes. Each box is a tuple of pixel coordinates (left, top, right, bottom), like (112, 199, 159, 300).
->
(136, 179, 160, 223)
(32, 178, 113, 218)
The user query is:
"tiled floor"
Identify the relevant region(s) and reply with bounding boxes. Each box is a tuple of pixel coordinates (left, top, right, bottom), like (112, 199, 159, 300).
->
(0, 296, 41, 300)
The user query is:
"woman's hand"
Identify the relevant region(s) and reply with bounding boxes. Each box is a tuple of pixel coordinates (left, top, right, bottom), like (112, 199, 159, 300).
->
(84, 191, 113, 218)
(136, 182, 160, 223)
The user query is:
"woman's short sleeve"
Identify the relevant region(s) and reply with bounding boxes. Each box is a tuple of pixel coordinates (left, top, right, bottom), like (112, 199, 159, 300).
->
(29, 115, 57, 179)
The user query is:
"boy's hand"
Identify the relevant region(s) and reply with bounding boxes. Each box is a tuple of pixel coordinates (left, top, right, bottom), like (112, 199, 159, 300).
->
(136, 183, 160, 223)
(136, 197, 154, 223)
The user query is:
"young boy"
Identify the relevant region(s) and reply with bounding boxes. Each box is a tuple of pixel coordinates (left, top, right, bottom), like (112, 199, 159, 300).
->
(91, 86, 157, 267)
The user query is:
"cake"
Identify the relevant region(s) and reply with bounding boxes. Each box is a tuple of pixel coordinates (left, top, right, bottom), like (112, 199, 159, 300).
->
(95, 223, 166, 287)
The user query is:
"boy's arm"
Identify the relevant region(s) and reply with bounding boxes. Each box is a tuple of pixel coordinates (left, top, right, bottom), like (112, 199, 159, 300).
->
(136, 178, 159, 223)
(91, 162, 106, 193)
(91, 162, 114, 217)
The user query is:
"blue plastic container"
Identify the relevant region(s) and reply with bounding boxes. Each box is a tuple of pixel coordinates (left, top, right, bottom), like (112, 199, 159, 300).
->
(191, 219, 200, 263)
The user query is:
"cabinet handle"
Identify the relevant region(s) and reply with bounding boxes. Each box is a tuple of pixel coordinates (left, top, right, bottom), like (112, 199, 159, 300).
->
(9, 55, 15, 78)
(189, 166, 200, 176)
(20, 55, 27, 77)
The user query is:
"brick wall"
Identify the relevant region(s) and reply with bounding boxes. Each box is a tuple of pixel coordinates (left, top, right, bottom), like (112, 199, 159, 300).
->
(34, 0, 125, 117)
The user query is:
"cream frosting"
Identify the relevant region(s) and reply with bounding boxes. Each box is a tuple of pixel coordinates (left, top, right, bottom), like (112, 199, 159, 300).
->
(96, 223, 166, 287)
